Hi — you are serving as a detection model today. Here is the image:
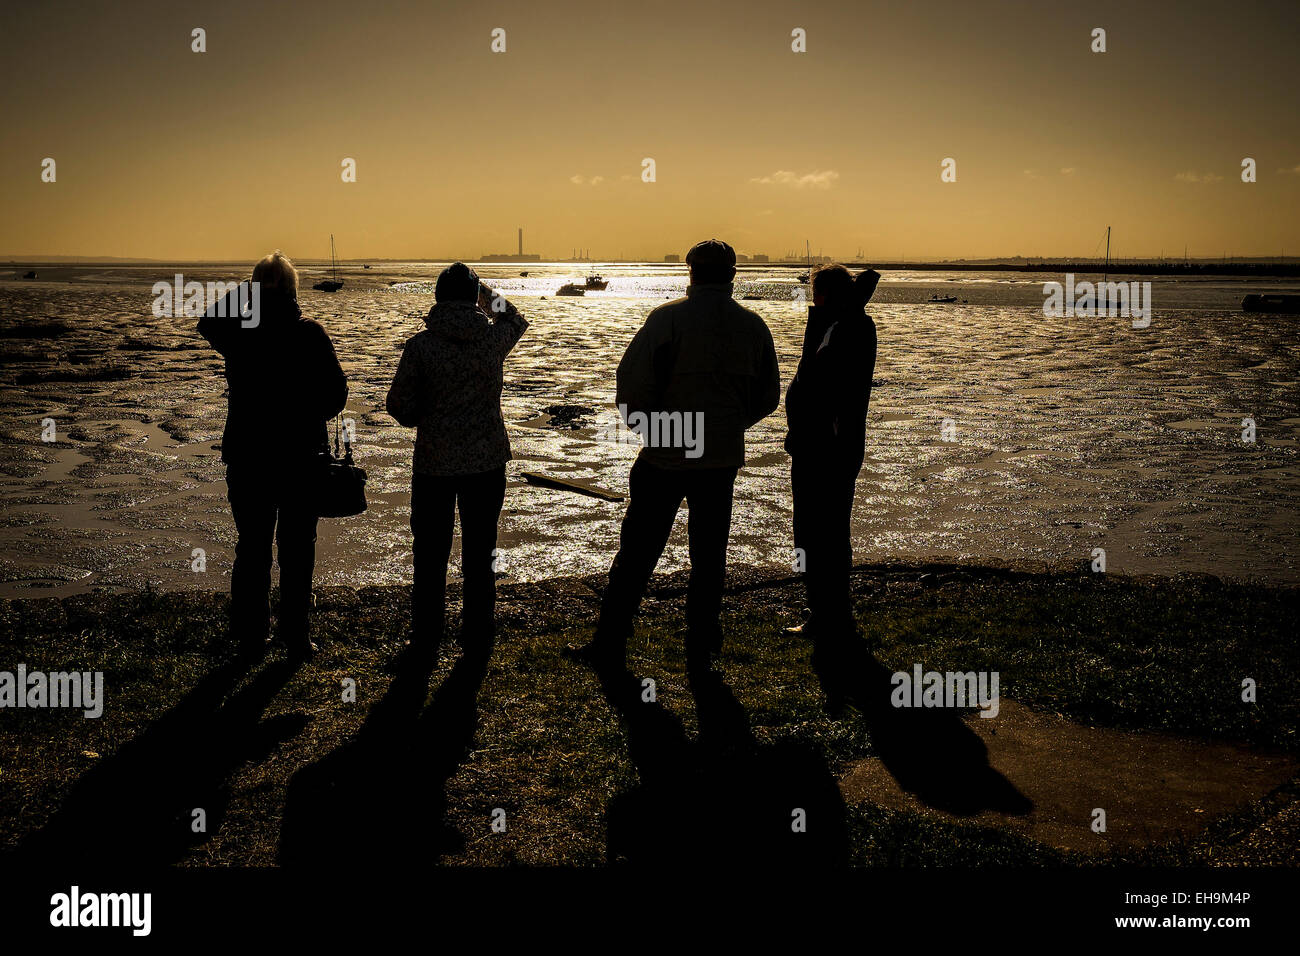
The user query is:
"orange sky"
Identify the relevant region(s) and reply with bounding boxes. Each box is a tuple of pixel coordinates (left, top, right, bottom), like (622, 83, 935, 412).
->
(2, 0, 1297, 260)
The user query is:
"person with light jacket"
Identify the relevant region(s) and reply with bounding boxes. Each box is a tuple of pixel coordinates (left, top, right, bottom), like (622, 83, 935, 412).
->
(386, 262, 528, 656)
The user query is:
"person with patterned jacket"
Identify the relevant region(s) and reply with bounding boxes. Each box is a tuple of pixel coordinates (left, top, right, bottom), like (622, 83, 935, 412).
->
(386, 262, 528, 657)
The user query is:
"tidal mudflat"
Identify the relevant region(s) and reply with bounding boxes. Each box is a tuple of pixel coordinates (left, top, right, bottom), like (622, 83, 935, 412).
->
(1, 264, 1297, 598)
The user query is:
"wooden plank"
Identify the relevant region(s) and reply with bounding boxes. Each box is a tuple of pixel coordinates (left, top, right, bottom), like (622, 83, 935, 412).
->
(518, 471, 624, 502)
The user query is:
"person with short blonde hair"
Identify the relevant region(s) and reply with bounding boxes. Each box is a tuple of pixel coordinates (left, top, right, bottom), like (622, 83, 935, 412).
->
(251, 250, 299, 299)
(198, 251, 348, 660)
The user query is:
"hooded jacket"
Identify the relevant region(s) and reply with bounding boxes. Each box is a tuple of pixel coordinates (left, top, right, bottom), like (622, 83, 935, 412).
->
(197, 286, 348, 466)
(784, 302, 877, 468)
(616, 283, 781, 470)
(386, 298, 529, 476)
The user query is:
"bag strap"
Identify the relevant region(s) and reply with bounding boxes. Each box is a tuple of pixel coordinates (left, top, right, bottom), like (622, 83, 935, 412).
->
(333, 413, 354, 462)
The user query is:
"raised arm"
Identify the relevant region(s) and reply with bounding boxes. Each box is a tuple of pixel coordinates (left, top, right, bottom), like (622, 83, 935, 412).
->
(196, 286, 245, 357)
(482, 291, 528, 358)
(828, 315, 877, 453)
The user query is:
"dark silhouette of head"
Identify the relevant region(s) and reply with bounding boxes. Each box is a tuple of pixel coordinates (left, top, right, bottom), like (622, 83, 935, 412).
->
(435, 261, 480, 303)
(686, 239, 737, 285)
(812, 264, 855, 308)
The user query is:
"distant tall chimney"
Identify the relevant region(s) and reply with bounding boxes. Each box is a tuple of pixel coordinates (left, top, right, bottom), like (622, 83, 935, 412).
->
(518, 228, 523, 257)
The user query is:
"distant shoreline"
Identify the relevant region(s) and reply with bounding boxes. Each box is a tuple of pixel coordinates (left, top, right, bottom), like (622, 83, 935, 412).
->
(4, 259, 1299, 278)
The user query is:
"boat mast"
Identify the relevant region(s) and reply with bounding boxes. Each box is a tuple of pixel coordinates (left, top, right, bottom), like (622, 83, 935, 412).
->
(330, 234, 338, 282)
(1104, 226, 1110, 284)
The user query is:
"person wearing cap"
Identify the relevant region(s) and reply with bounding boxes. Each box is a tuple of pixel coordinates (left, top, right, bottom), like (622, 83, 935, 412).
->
(566, 239, 780, 674)
(386, 262, 528, 658)
(783, 264, 880, 659)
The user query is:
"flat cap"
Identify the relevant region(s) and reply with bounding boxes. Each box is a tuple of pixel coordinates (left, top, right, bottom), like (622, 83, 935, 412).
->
(685, 239, 737, 269)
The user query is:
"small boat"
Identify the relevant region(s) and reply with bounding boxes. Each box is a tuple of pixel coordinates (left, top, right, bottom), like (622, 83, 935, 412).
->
(22, 270, 37, 279)
(928, 294, 958, 303)
(362, 263, 371, 269)
(556, 283, 586, 296)
(519, 271, 529, 277)
(312, 234, 344, 292)
(584, 274, 608, 290)
(1242, 293, 1300, 314)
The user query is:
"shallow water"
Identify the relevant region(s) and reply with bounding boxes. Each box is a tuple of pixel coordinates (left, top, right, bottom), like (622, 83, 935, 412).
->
(1, 263, 1297, 597)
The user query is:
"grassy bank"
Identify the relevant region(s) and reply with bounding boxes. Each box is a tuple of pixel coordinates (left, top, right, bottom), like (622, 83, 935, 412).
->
(1, 563, 1296, 866)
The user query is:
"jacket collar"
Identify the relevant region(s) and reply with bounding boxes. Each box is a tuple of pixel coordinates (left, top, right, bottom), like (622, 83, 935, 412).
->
(686, 282, 734, 297)
(261, 288, 302, 324)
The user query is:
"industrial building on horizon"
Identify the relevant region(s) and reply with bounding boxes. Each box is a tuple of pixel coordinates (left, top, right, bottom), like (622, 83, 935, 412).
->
(480, 227, 542, 262)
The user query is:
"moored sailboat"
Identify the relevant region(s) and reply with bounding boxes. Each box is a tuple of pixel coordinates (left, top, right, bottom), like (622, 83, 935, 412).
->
(312, 235, 344, 292)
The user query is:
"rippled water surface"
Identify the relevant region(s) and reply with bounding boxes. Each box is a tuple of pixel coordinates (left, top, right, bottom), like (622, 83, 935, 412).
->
(1, 262, 1297, 597)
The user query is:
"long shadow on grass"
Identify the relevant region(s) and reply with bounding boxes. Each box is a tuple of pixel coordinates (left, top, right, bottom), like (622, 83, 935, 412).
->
(811, 640, 1032, 817)
(278, 643, 491, 866)
(16, 654, 303, 865)
(598, 660, 850, 866)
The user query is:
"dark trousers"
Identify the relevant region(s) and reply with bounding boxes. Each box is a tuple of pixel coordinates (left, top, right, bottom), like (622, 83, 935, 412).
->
(227, 463, 319, 642)
(791, 455, 860, 639)
(410, 466, 506, 643)
(596, 458, 738, 658)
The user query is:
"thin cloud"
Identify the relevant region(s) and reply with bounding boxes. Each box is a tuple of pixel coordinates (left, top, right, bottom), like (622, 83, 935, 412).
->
(749, 169, 840, 190)
(1174, 171, 1224, 184)
(569, 174, 605, 186)
(1060, 167, 1077, 175)
(1278, 164, 1300, 175)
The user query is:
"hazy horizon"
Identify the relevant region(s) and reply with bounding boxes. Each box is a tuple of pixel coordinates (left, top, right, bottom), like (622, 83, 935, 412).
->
(5, 253, 1300, 265)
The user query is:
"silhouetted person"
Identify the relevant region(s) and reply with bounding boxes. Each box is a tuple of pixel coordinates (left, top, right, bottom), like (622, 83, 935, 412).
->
(198, 252, 347, 659)
(784, 265, 879, 655)
(568, 239, 780, 672)
(387, 262, 528, 655)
